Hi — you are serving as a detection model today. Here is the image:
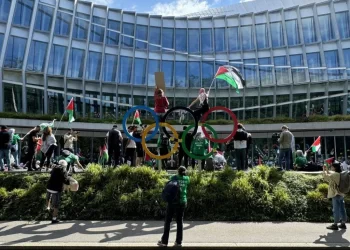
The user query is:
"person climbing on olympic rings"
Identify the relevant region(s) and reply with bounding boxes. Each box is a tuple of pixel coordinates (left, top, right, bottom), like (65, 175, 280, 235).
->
(188, 88, 210, 122)
(154, 87, 169, 124)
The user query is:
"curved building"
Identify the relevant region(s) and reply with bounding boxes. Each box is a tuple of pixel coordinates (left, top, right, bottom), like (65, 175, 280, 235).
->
(0, 0, 350, 121)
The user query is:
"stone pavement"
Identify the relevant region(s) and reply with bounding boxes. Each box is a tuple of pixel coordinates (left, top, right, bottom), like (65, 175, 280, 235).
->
(0, 221, 349, 249)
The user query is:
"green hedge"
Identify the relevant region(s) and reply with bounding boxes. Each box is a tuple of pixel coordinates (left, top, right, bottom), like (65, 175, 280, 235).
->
(2, 112, 350, 125)
(0, 165, 347, 222)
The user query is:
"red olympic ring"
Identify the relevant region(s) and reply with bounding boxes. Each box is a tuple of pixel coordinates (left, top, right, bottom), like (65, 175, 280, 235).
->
(201, 106, 238, 144)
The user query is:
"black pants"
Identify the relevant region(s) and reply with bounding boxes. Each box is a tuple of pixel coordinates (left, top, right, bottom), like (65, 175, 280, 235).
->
(235, 148, 246, 170)
(125, 148, 135, 166)
(193, 104, 209, 121)
(161, 203, 186, 245)
(40, 145, 57, 168)
(108, 146, 120, 166)
(178, 149, 189, 168)
(24, 147, 36, 170)
(191, 159, 205, 169)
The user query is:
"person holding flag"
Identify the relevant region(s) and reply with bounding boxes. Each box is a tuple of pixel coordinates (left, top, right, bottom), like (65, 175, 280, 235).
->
(188, 88, 209, 122)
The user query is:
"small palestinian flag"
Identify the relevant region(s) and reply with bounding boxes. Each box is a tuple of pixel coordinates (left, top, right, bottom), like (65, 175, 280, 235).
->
(134, 110, 142, 125)
(66, 98, 75, 123)
(324, 157, 334, 166)
(100, 145, 108, 162)
(311, 136, 321, 153)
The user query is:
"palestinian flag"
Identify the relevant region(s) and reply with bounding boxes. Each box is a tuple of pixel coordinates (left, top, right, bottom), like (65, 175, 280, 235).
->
(134, 110, 142, 125)
(324, 157, 334, 166)
(39, 119, 55, 131)
(100, 145, 108, 162)
(215, 65, 245, 93)
(66, 98, 75, 123)
(311, 136, 321, 153)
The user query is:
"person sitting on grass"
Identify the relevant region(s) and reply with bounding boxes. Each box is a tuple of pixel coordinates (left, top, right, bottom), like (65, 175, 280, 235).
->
(293, 150, 307, 171)
(58, 150, 84, 173)
(46, 160, 70, 224)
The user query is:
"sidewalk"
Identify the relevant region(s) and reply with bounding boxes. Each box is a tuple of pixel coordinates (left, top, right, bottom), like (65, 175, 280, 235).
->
(0, 221, 349, 249)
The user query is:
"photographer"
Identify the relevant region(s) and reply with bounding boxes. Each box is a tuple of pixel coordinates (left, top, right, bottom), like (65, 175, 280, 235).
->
(278, 125, 293, 171)
(63, 129, 78, 153)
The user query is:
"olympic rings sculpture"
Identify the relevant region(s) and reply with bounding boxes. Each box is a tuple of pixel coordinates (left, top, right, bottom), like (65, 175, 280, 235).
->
(122, 105, 238, 161)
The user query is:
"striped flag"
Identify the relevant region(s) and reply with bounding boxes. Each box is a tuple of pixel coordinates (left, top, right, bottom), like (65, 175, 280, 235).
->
(134, 110, 142, 125)
(66, 98, 75, 123)
(100, 145, 108, 162)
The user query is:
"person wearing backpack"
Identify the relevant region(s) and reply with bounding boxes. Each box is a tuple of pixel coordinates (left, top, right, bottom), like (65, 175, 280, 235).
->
(158, 166, 190, 247)
(323, 161, 347, 230)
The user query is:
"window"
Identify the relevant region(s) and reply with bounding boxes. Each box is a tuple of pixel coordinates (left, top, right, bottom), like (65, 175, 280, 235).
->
(162, 60, 174, 87)
(336, 12, 350, 39)
(258, 57, 273, 86)
(0, 0, 11, 22)
(0, 33, 4, 52)
(54, 12, 72, 36)
(202, 61, 214, 87)
(302, 17, 316, 44)
(92, 16, 105, 25)
(108, 20, 120, 30)
(188, 28, 200, 53)
(244, 59, 258, 86)
(175, 29, 187, 52)
(103, 54, 117, 82)
(106, 30, 119, 46)
(27, 87, 44, 114)
(344, 49, 350, 79)
(189, 61, 200, 87)
(26, 40, 47, 72)
(270, 22, 284, 47)
(201, 28, 213, 53)
(135, 25, 148, 49)
(119, 56, 132, 83)
(307, 52, 323, 82)
(148, 59, 160, 86)
(318, 14, 334, 42)
(324, 50, 341, 80)
(228, 27, 240, 51)
(76, 12, 89, 20)
(175, 61, 187, 87)
(214, 28, 225, 52)
(133, 58, 147, 85)
(90, 24, 104, 43)
(13, 0, 34, 27)
(290, 54, 306, 83)
(274, 56, 289, 84)
(86, 51, 102, 80)
(4, 36, 27, 69)
(285, 19, 299, 46)
(35, 4, 54, 32)
(241, 26, 254, 50)
(149, 26, 161, 51)
(48, 45, 67, 75)
(162, 28, 174, 50)
(255, 24, 269, 49)
(73, 18, 89, 40)
(121, 22, 134, 48)
(67, 48, 85, 78)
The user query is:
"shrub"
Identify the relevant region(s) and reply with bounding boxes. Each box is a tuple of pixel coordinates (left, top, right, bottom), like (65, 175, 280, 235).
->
(0, 165, 339, 222)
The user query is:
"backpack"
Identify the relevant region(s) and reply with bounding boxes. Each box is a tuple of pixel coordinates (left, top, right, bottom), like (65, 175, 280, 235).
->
(338, 171, 350, 194)
(162, 176, 180, 203)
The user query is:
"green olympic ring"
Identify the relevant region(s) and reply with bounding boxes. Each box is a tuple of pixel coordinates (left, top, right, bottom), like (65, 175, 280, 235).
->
(181, 124, 219, 160)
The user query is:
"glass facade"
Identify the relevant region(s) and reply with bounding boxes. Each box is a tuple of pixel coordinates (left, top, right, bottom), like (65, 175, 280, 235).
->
(241, 25, 254, 50)
(67, 48, 85, 78)
(48, 45, 67, 75)
(0, 0, 11, 22)
(73, 18, 89, 40)
(285, 19, 299, 45)
(149, 26, 161, 51)
(270, 22, 284, 47)
(86, 51, 102, 80)
(103, 54, 118, 82)
(302, 17, 316, 44)
(336, 12, 350, 39)
(54, 12, 72, 36)
(4, 36, 27, 69)
(135, 25, 147, 49)
(13, 0, 34, 27)
(188, 28, 200, 53)
(35, 4, 54, 32)
(26, 40, 48, 72)
(318, 14, 334, 42)
(255, 24, 269, 49)
(175, 28, 187, 52)
(134, 58, 147, 85)
(90, 24, 105, 43)
(214, 28, 225, 52)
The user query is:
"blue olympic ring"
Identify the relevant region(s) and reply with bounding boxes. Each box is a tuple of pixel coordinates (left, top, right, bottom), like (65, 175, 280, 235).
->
(122, 105, 159, 143)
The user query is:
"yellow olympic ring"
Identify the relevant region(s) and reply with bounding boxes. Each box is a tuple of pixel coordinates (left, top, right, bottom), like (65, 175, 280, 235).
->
(141, 122, 179, 160)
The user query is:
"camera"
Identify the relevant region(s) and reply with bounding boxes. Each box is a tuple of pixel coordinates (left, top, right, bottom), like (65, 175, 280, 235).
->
(271, 133, 280, 144)
(74, 131, 80, 134)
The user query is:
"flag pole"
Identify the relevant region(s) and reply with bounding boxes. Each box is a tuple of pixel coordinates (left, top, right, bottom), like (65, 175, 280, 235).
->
(207, 78, 216, 97)
(54, 111, 66, 135)
(131, 111, 136, 126)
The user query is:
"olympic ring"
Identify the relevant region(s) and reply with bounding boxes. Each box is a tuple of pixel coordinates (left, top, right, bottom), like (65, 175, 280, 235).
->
(141, 122, 179, 160)
(181, 124, 218, 160)
(201, 106, 238, 144)
(122, 105, 159, 143)
(161, 106, 199, 139)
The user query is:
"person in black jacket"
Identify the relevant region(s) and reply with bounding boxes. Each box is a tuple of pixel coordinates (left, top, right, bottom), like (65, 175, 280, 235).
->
(177, 126, 193, 168)
(106, 125, 123, 167)
(46, 160, 70, 224)
(0, 125, 11, 171)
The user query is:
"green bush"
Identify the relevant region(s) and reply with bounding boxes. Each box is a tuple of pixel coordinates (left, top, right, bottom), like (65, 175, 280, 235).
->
(0, 165, 348, 222)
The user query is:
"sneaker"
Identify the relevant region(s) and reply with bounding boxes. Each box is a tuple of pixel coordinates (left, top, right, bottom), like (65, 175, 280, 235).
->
(338, 223, 347, 230)
(174, 242, 182, 247)
(51, 219, 60, 224)
(157, 241, 167, 247)
(327, 224, 339, 230)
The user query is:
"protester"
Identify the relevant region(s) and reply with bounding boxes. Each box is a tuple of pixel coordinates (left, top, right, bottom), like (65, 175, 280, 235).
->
(125, 126, 137, 166)
(278, 125, 293, 171)
(212, 151, 226, 170)
(158, 166, 190, 247)
(233, 123, 248, 171)
(293, 150, 307, 170)
(323, 161, 347, 230)
(22, 125, 40, 171)
(158, 134, 170, 169)
(188, 88, 209, 121)
(46, 159, 70, 224)
(58, 150, 84, 173)
(63, 129, 78, 153)
(9, 129, 20, 168)
(40, 127, 57, 171)
(0, 126, 11, 171)
(154, 87, 169, 119)
(133, 127, 144, 166)
(106, 125, 123, 167)
(289, 128, 295, 169)
(177, 126, 193, 168)
(190, 132, 208, 170)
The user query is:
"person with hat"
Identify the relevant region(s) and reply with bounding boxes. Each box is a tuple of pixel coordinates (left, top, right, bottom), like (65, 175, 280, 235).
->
(106, 125, 123, 167)
(158, 166, 190, 247)
(278, 125, 293, 170)
(46, 160, 71, 224)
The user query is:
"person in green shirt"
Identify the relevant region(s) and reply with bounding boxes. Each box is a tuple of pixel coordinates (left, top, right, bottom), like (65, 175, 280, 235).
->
(190, 133, 208, 170)
(58, 150, 84, 173)
(9, 129, 20, 168)
(158, 166, 190, 247)
(294, 150, 307, 170)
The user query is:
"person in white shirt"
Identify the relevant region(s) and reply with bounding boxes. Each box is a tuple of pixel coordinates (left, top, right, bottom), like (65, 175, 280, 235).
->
(233, 123, 248, 171)
(63, 129, 78, 153)
(40, 127, 57, 170)
(188, 88, 210, 121)
(125, 126, 137, 167)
